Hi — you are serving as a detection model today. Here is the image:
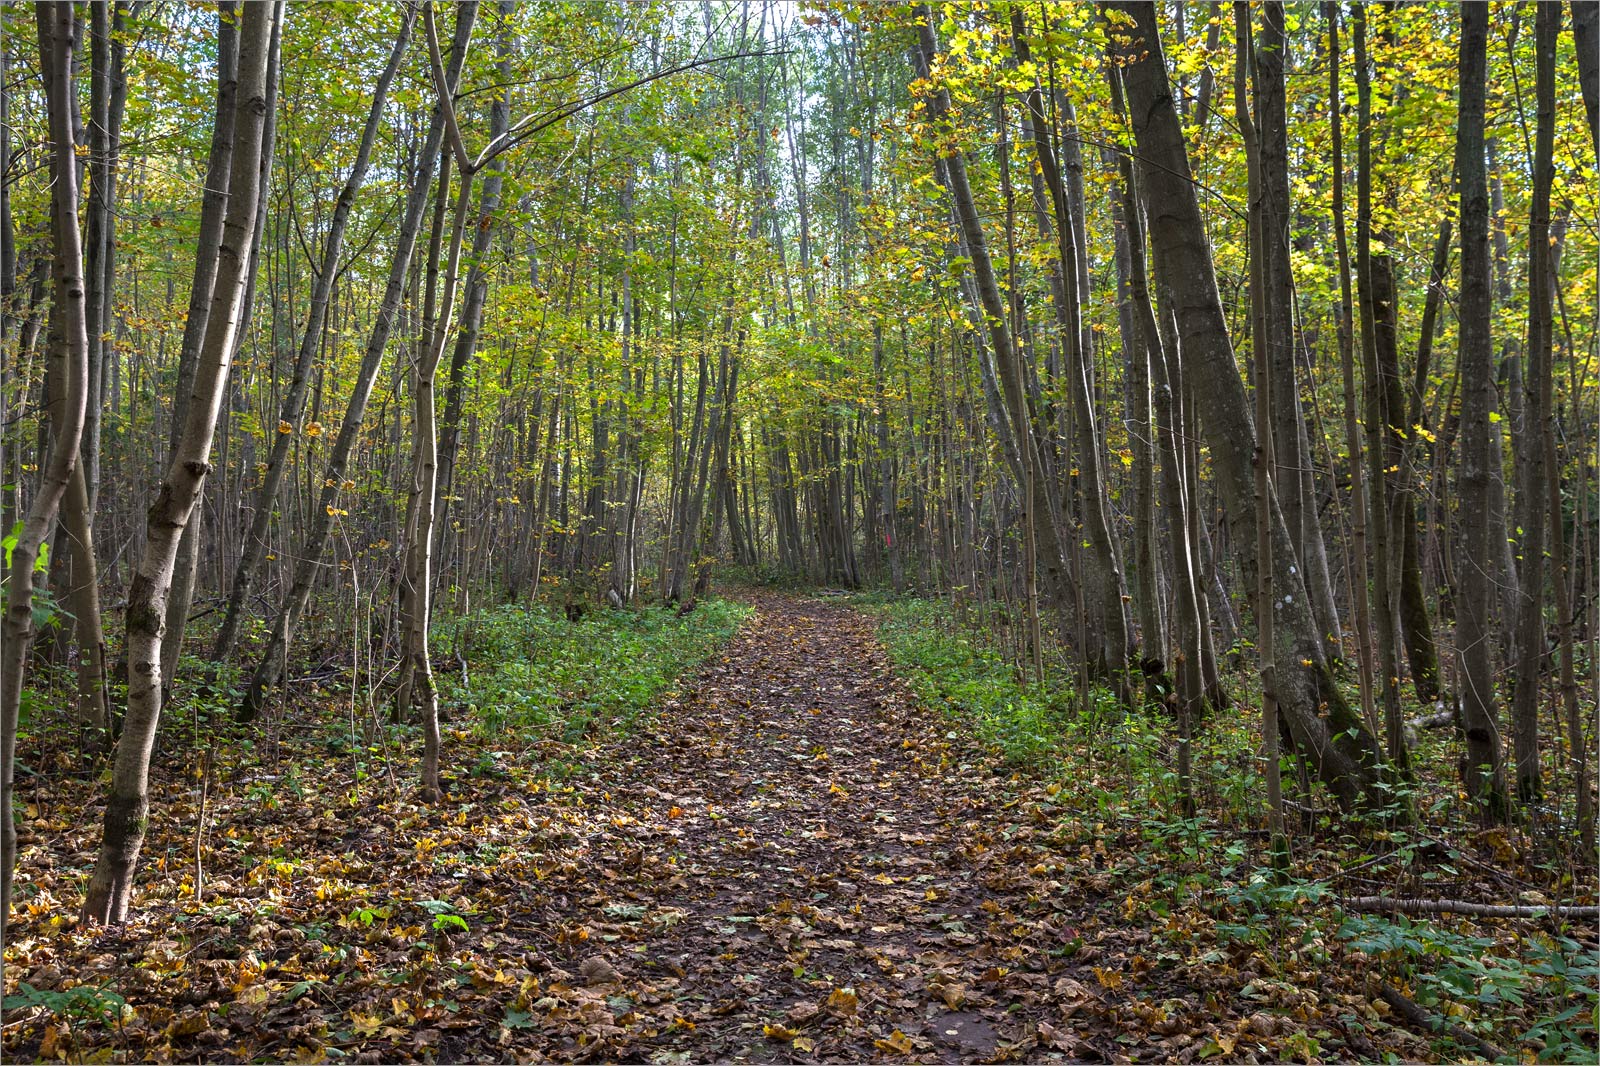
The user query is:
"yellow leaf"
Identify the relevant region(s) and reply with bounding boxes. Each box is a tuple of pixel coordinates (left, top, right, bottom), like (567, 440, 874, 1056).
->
(305, 421, 323, 437)
(875, 1030, 915, 1055)
(763, 1024, 799, 1042)
(826, 986, 859, 1014)
(278, 420, 293, 434)
(1094, 966, 1124, 991)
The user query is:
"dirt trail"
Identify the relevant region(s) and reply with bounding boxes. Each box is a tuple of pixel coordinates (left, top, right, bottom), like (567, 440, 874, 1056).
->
(509, 592, 1110, 1062)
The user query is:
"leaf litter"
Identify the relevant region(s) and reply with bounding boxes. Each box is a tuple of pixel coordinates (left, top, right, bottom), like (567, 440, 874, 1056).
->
(4, 592, 1578, 1063)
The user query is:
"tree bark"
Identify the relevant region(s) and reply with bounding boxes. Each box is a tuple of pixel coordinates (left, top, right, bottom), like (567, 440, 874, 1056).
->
(1453, 1, 1510, 820)
(82, 0, 279, 925)
(2, 1, 93, 937)
(1108, 0, 1388, 813)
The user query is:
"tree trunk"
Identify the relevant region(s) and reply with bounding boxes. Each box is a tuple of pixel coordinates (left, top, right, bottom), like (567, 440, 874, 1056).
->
(159, 3, 240, 691)
(1507, 2, 1557, 805)
(1453, 1, 1510, 820)
(1236, 0, 1288, 858)
(241, 2, 477, 721)
(2, 2, 93, 936)
(438, 1, 511, 595)
(1255, 3, 1341, 667)
(82, 0, 278, 925)
(1012, 12, 1133, 678)
(212, 6, 415, 667)
(1324, 2, 1377, 733)
(1353, 4, 1410, 778)
(1109, 0, 1388, 813)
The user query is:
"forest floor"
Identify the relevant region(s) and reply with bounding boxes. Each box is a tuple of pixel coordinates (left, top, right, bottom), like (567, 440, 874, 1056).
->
(3, 591, 1592, 1064)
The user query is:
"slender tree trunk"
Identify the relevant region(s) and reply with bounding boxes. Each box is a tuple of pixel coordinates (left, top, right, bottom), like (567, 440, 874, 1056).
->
(919, 13, 1086, 674)
(159, 4, 240, 690)
(2, 2, 93, 936)
(49, 330, 109, 734)
(1236, 0, 1289, 859)
(1255, 3, 1341, 667)
(1107, 58, 1198, 813)
(438, 1, 511, 594)
(212, 6, 415, 667)
(1324, 2, 1376, 731)
(1395, 217, 1452, 704)
(1508, 2, 1557, 805)
(1014, 13, 1132, 678)
(82, 0, 278, 925)
(241, 2, 477, 720)
(1353, 4, 1410, 778)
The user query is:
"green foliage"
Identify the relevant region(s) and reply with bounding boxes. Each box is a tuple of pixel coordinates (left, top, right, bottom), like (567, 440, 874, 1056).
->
(2, 982, 128, 1030)
(869, 597, 1077, 765)
(439, 600, 749, 742)
(1340, 914, 1599, 1059)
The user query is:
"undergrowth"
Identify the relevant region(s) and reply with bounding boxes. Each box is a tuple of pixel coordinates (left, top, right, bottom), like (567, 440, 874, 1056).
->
(438, 599, 749, 743)
(858, 591, 1598, 1063)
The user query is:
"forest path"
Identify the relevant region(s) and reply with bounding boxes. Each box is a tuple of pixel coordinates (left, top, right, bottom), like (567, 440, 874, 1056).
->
(504, 591, 1112, 1063)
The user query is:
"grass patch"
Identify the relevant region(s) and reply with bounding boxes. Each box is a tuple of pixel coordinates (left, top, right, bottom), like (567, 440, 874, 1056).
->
(438, 599, 749, 743)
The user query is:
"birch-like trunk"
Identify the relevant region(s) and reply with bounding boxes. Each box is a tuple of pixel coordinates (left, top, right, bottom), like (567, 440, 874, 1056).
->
(82, 0, 279, 925)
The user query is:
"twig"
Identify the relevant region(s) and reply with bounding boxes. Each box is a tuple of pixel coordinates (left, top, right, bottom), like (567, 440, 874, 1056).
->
(193, 749, 212, 902)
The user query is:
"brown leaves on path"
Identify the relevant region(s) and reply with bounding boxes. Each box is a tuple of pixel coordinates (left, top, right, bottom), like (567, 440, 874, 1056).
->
(4, 592, 1417, 1063)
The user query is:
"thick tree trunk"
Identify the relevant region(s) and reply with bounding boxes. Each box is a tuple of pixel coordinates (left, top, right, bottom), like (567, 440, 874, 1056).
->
(1109, 0, 1387, 813)
(1453, 2, 1510, 820)
(82, 0, 278, 925)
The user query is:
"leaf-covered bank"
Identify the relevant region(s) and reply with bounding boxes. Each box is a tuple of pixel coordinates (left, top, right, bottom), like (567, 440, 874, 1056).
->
(862, 593, 1599, 1063)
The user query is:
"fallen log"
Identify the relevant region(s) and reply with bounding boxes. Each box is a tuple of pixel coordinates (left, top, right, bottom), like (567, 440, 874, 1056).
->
(1375, 985, 1506, 1062)
(1343, 896, 1600, 920)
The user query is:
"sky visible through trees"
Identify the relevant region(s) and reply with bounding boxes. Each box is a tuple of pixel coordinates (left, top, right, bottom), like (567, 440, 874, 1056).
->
(1, 2, 1597, 1062)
